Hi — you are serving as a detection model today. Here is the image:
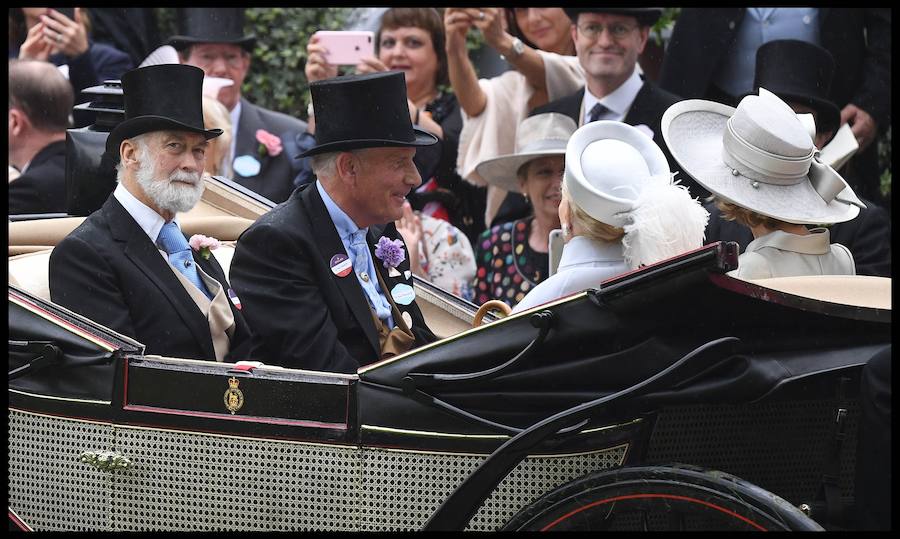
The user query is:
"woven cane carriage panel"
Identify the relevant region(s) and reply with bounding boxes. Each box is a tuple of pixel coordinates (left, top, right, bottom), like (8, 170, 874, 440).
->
(357, 444, 628, 531)
(645, 399, 860, 505)
(111, 427, 361, 531)
(8, 410, 114, 531)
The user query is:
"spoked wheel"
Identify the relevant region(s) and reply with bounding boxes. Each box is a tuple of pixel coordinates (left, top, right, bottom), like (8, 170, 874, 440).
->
(502, 464, 823, 531)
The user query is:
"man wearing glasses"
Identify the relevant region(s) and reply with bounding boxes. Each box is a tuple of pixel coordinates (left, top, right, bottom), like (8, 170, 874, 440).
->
(169, 7, 307, 203)
(530, 8, 699, 197)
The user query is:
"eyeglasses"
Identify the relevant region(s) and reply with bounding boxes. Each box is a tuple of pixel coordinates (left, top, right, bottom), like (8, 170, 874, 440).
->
(576, 22, 637, 40)
(193, 51, 245, 69)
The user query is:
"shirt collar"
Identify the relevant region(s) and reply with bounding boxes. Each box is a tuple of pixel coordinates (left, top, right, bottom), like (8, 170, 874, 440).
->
(745, 228, 831, 255)
(316, 180, 365, 242)
(558, 236, 625, 270)
(583, 68, 644, 122)
(229, 99, 242, 161)
(113, 182, 169, 244)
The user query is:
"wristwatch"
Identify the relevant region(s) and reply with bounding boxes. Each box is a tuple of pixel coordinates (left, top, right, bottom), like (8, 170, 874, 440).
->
(500, 37, 525, 62)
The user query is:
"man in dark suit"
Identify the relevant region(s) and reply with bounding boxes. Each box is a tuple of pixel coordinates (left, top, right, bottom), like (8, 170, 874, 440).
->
(658, 8, 891, 205)
(704, 40, 891, 277)
(49, 64, 253, 362)
(8, 59, 72, 215)
(169, 7, 307, 204)
(229, 72, 438, 373)
(495, 8, 693, 226)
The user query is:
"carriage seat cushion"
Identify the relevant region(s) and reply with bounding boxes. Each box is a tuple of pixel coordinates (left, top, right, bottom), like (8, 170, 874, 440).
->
(8, 243, 239, 303)
(748, 275, 891, 311)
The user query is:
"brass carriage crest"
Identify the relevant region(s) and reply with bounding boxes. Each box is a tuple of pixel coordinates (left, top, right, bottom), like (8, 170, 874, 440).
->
(223, 376, 244, 414)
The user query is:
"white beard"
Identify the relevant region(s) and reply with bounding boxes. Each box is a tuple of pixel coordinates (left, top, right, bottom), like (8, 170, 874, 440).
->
(135, 155, 205, 214)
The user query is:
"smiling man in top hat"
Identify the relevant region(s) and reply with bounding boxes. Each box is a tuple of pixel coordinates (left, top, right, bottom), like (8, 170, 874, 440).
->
(229, 71, 439, 373)
(529, 8, 695, 197)
(169, 7, 307, 204)
(49, 63, 253, 363)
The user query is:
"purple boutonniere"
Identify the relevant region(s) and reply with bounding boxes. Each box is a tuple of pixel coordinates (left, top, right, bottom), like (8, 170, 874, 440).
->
(374, 237, 405, 269)
(189, 234, 220, 260)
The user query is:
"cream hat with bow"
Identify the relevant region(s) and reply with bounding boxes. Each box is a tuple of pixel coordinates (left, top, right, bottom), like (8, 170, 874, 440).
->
(661, 88, 864, 224)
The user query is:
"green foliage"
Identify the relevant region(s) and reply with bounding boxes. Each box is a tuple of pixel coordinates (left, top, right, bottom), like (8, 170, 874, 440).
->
(651, 7, 681, 46)
(154, 8, 354, 121)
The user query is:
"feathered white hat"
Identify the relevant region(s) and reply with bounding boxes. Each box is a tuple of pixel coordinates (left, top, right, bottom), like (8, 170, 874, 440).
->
(565, 121, 709, 268)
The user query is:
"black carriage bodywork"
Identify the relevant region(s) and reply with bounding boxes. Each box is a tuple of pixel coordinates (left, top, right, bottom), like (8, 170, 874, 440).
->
(8, 243, 891, 530)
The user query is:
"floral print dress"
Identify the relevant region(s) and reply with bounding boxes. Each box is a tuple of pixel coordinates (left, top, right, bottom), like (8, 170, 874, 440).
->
(472, 218, 548, 308)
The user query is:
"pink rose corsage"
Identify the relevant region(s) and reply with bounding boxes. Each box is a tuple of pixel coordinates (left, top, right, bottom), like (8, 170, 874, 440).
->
(189, 234, 220, 260)
(256, 129, 283, 157)
(374, 237, 405, 269)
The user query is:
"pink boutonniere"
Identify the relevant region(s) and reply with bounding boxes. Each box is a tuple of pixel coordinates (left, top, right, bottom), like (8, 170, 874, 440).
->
(374, 237, 406, 269)
(189, 234, 220, 260)
(256, 129, 283, 157)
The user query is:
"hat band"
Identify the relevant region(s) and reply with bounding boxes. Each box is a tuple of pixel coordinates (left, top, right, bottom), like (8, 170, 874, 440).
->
(723, 119, 864, 208)
(722, 118, 814, 185)
(517, 137, 569, 155)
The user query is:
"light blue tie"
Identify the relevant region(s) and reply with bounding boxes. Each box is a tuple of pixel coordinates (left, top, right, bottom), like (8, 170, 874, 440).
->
(349, 230, 393, 324)
(157, 221, 213, 300)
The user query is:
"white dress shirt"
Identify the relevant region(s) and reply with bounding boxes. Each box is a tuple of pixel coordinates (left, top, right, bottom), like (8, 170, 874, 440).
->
(582, 68, 644, 125)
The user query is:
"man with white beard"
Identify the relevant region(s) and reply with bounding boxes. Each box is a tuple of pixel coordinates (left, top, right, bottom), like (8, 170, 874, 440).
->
(49, 64, 253, 362)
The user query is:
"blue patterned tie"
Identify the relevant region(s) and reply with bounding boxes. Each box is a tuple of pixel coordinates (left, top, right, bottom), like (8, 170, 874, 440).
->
(157, 222, 213, 300)
(588, 103, 609, 123)
(349, 230, 393, 323)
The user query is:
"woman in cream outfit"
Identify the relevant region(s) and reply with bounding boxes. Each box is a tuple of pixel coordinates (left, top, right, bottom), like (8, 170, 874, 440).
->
(662, 89, 864, 280)
(444, 8, 583, 226)
(513, 121, 708, 313)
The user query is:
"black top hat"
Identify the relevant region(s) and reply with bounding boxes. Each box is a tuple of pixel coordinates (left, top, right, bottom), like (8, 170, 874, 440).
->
(753, 39, 841, 135)
(299, 71, 438, 158)
(105, 64, 223, 155)
(167, 8, 256, 53)
(564, 8, 663, 26)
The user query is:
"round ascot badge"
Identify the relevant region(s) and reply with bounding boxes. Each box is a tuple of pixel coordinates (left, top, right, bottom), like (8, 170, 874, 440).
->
(233, 155, 262, 177)
(330, 254, 353, 277)
(391, 283, 416, 306)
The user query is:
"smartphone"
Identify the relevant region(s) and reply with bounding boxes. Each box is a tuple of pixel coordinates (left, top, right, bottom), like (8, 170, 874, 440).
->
(50, 7, 76, 19)
(314, 31, 374, 65)
(548, 228, 564, 277)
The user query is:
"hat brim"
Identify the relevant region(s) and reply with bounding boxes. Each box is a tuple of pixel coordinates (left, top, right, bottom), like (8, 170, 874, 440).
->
(106, 116, 223, 155)
(661, 100, 859, 224)
(298, 128, 438, 158)
(474, 149, 567, 193)
(564, 8, 662, 26)
(167, 35, 256, 53)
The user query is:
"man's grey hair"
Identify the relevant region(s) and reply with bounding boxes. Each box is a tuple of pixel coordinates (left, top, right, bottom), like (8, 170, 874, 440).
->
(115, 132, 155, 182)
(309, 149, 365, 180)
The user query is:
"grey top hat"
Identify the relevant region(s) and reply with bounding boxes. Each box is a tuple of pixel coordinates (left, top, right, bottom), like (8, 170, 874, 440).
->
(475, 113, 577, 193)
(661, 88, 865, 225)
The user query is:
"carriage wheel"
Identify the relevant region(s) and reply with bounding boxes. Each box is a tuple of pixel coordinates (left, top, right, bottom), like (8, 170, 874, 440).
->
(502, 464, 823, 531)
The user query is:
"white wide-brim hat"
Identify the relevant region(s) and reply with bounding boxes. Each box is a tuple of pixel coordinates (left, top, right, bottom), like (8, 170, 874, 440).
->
(475, 113, 577, 193)
(661, 88, 864, 225)
(564, 120, 672, 228)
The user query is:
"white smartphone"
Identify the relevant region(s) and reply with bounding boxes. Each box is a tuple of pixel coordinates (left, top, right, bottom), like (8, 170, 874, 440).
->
(314, 31, 375, 65)
(548, 228, 564, 277)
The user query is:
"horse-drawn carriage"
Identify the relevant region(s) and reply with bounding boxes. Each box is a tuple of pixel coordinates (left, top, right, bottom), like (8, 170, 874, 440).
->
(8, 81, 891, 531)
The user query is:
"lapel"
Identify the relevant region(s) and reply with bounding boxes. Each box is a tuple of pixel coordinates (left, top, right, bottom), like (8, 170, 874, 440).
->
(568, 89, 586, 126)
(234, 98, 275, 177)
(367, 223, 416, 326)
(194, 247, 246, 330)
(301, 185, 381, 356)
(623, 82, 652, 127)
(106, 198, 216, 359)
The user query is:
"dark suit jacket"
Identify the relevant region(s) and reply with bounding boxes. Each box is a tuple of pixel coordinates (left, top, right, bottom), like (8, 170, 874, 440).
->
(229, 183, 437, 373)
(530, 81, 704, 198)
(49, 195, 253, 361)
(703, 198, 891, 277)
(9, 140, 67, 215)
(231, 97, 308, 204)
(658, 8, 891, 122)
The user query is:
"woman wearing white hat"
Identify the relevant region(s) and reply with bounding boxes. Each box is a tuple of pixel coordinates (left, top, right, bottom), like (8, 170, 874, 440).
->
(472, 112, 576, 307)
(662, 88, 865, 280)
(513, 120, 708, 313)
